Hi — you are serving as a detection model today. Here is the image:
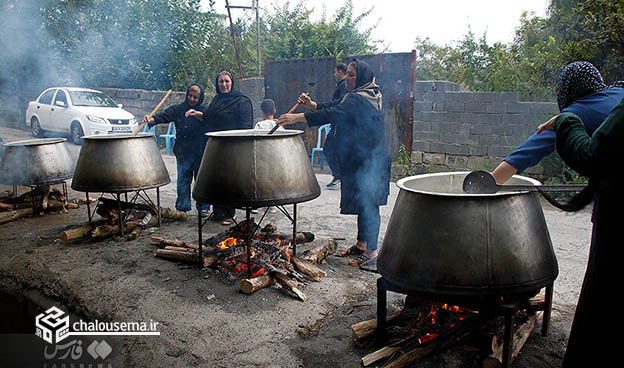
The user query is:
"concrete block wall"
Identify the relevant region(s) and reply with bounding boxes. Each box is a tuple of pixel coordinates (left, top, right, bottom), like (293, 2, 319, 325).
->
(411, 81, 558, 177)
(238, 77, 265, 121)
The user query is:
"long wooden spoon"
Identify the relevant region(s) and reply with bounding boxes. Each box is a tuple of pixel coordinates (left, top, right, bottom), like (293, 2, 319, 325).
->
(133, 89, 172, 136)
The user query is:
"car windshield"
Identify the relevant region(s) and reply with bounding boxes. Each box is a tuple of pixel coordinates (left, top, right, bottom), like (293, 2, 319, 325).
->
(69, 91, 118, 107)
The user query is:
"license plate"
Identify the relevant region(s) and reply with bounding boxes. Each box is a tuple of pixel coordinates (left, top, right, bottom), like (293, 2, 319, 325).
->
(110, 126, 131, 132)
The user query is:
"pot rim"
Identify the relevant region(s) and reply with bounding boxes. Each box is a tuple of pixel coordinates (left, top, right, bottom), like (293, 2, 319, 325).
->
(396, 171, 542, 197)
(205, 129, 303, 138)
(3, 138, 67, 147)
(81, 133, 153, 140)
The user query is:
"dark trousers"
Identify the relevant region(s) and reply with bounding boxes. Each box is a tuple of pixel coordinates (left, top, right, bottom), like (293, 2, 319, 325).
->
(324, 128, 340, 179)
(356, 204, 380, 252)
(175, 155, 209, 212)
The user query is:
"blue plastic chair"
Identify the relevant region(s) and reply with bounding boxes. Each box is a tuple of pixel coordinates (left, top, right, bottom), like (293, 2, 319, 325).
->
(159, 122, 176, 154)
(310, 124, 331, 170)
(142, 124, 157, 144)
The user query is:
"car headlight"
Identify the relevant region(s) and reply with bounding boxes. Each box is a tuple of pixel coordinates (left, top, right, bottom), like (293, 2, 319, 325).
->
(87, 115, 108, 125)
(129, 117, 137, 125)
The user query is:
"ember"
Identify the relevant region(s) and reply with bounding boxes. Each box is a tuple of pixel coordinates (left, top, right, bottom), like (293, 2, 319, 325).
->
(152, 220, 328, 301)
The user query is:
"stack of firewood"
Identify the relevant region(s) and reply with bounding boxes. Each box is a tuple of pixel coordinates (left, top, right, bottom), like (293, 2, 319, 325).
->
(351, 293, 547, 368)
(61, 197, 188, 242)
(152, 221, 336, 301)
(0, 187, 81, 225)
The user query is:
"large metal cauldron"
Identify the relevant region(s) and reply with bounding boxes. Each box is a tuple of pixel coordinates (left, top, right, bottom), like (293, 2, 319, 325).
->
(0, 138, 74, 186)
(378, 172, 558, 303)
(193, 129, 320, 208)
(71, 134, 170, 193)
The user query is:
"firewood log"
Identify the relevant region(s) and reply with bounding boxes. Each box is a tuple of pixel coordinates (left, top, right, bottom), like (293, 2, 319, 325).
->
(0, 208, 32, 225)
(125, 214, 158, 240)
(161, 207, 188, 221)
(46, 199, 67, 213)
(272, 272, 307, 302)
(163, 246, 194, 252)
(292, 257, 326, 281)
(240, 274, 276, 294)
(485, 311, 543, 367)
(91, 224, 120, 238)
(61, 224, 93, 241)
(151, 236, 199, 250)
(155, 248, 201, 264)
(0, 202, 13, 212)
(361, 346, 401, 367)
(300, 240, 337, 264)
(351, 310, 402, 341)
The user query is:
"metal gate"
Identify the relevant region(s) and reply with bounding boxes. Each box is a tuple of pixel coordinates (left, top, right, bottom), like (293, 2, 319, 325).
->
(264, 52, 415, 158)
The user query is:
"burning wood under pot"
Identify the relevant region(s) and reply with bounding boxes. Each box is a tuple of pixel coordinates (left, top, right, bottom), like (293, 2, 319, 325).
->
(152, 221, 332, 301)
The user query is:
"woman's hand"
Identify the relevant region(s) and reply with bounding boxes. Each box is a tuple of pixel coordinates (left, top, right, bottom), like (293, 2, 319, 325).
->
(142, 115, 155, 126)
(536, 115, 558, 134)
(297, 93, 316, 110)
(185, 109, 203, 119)
(277, 113, 306, 126)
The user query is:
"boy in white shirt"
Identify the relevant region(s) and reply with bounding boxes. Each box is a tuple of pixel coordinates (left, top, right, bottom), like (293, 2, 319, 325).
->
(254, 99, 283, 131)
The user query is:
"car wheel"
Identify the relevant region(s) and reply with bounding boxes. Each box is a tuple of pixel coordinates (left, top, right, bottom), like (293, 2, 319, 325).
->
(71, 123, 84, 145)
(31, 117, 44, 137)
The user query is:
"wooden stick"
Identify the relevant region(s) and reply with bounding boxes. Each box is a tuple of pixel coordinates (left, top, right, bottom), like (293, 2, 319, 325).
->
(91, 224, 120, 238)
(155, 248, 201, 264)
(133, 89, 172, 136)
(292, 257, 325, 281)
(351, 310, 402, 342)
(361, 346, 400, 367)
(151, 236, 199, 250)
(0, 208, 32, 225)
(61, 224, 93, 241)
(240, 274, 276, 294)
(272, 272, 307, 302)
(486, 311, 543, 367)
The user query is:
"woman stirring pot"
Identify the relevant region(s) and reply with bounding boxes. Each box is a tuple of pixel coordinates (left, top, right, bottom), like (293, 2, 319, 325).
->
(278, 58, 391, 270)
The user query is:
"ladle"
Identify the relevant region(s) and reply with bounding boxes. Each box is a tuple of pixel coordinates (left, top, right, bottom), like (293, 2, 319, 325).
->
(463, 170, 586, 194)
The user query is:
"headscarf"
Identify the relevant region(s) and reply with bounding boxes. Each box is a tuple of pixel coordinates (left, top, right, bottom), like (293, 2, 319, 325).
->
(345, 58, 382, 111)
(556, 61, 607, 111)
(206, 70, 247, 114)
(183, 83, 204, 109)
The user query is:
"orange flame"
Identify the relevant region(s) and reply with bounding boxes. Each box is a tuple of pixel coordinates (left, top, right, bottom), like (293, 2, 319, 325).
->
(216, 237, 239, 249)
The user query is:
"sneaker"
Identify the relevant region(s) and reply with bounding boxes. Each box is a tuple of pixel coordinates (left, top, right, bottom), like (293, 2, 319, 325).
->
(326, 178, 340, 187)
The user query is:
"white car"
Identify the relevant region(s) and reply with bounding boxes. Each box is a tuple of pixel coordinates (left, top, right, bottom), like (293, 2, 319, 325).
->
(26, 87, 138, 145)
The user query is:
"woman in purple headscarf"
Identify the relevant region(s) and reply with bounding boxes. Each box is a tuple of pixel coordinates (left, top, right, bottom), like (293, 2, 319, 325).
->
(278, 58, 391, 270)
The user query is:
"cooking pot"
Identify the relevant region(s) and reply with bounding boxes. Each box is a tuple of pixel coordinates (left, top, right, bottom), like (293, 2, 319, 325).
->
(193, 129, 321, 208)
(71, 134, 170, 193)
(378, 172, 558, 303)
(0, 138, 74, 186)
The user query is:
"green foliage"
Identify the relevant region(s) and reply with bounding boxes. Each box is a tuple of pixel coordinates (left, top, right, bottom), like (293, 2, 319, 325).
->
(411, 0, 623, 101)
(391, 144, 416, 180)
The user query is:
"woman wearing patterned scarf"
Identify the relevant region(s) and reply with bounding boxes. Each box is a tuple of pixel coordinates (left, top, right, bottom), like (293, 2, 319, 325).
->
(491, 61, 624, 184)
(277, 59, 391, 271)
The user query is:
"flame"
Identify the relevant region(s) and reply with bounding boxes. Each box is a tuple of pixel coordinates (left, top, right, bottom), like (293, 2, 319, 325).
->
(216, 237, 239, 249)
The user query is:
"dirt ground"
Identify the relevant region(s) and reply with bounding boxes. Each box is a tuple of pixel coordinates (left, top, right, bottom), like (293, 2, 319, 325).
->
(0, 126, 592, 367)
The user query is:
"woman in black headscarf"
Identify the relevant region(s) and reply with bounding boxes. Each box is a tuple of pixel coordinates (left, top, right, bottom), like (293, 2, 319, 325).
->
(186, 71, 253, 222)
(143, 83, 209, 214)
(491, 61, 624, 184)
(278, 58, 391, 270)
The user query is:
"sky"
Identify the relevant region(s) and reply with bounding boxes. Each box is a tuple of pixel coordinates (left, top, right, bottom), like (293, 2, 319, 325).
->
(202, 0, 550, 52)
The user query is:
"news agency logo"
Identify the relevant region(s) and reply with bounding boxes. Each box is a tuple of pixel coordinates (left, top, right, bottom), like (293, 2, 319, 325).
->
(35, 306, 70, 344)
(35, 306, 161, 344)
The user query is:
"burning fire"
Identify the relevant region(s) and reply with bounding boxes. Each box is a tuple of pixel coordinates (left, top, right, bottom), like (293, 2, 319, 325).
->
(216, 237, 239, 249)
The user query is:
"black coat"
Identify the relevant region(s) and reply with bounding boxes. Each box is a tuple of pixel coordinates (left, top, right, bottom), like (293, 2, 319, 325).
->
(150, 84, 206, 158)
(203, 75, 253, 132)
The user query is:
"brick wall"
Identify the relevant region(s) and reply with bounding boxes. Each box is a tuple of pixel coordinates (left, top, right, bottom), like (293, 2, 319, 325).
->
(411, 81, 558, 178)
